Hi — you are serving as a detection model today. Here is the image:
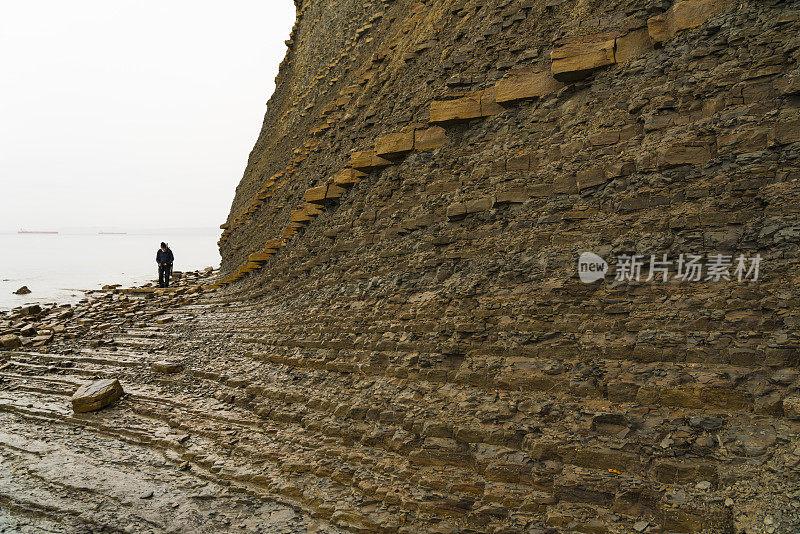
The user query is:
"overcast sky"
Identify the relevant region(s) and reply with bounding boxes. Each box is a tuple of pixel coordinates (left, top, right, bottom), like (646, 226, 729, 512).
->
(0, 1, 295, 233)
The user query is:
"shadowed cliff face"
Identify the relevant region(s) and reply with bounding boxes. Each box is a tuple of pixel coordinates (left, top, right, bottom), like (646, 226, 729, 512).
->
(209, 0, 800, 531)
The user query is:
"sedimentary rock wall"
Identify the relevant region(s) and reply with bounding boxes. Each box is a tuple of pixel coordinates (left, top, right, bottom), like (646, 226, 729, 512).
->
(212, 0, 800, 531)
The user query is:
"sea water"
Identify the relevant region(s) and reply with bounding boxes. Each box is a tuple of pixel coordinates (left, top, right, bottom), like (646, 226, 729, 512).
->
(0, 232, 220, 311)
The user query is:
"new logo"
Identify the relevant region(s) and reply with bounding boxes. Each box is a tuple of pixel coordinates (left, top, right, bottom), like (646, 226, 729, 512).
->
(578, 252, 608, 283)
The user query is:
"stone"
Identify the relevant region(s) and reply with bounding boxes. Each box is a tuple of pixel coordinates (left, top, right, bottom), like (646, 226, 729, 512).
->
(479, 87, 504, 116)
(615, 27, 652, 63)
(429, 93, 482, 123)
(654, 459, 718, 485)
(20, 304, 41, 316)
(153, 361, 184, 374)
(349, 150, 392, 170)
(19, 324, 37, 337)
(304, 185, 329, 203)
(0, 334, 22, 350)
(332, 168, 367, 186)
(71, 379, 124, 413)
(31, 335, 52, 346)
(414, 126, 446, 150)
(783, 396, 800, 421)
(552, 174, 578, 194)
(495, 189, 529, 204)
(290, 209, 314, 223)
(13, 286, 31, 295)
(648, 0, 729, 42)
(445, 203, 467, 220)
(323, 184, 346, 201)
(607, 381, 639, 402)
(657, 143, 714, 167)
(494, 70, 563, 104)
(775, 76, 800, 96)
(689, 415, 724, 431)
(466, 197, 494, 214)
(429, 89, 501, 123)
(248, 252, 274, 262)
(374, 130, 414, 157)
(269, 509, 296, 522)
(774, 118, 800, 145)
(576, 167, 608, 190)
(551, 36, 616, 82)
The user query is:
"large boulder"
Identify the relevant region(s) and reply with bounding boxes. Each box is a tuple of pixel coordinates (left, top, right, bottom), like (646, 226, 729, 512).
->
(13, 286, 31, 295)
(71, 379, 124, 413)
(0, 334, 21, 350)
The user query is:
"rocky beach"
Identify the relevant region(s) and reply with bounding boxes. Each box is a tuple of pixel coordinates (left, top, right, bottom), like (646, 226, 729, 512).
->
(0, 270, 346, 533)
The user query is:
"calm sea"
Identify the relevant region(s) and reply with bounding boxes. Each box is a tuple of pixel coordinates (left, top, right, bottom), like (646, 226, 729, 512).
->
(0, 232, 220, 311)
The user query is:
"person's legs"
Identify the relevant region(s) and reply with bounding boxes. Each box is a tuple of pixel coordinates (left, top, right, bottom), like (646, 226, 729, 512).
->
(158, 265, 165, 287)
(164, 265, 171, 288)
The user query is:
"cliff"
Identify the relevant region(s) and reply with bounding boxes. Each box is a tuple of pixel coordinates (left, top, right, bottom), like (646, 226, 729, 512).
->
(209, 0, 800, 531)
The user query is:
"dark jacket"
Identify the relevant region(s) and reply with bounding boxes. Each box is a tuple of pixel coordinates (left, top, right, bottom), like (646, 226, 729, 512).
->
(156, 248, 174, 266)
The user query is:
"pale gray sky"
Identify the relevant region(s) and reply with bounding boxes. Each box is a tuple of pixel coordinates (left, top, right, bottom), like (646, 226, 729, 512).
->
(0, 1, 295, 232)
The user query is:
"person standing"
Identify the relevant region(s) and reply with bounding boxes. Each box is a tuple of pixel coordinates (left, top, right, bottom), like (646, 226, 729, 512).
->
(156, 242, 174, 288)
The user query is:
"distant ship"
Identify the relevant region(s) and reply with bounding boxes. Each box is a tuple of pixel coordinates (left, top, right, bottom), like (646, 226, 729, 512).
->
(18, 229, 58, 235)
(99, 232, 127, 235)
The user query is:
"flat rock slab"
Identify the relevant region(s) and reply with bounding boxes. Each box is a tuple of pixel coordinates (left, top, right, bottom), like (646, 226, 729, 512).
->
(152, 361, 183, 374)
(71, 379, 124, 413)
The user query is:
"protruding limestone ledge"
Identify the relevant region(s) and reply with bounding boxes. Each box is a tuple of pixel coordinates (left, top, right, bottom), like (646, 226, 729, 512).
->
(248, 252, 275, 263)
(494, 69, 564, 104)
(350, 150, 392, 170)
(648, 0, 729, 42)
(429, 88, 503, 123)
(304, 184, 346, 203)
(333, 168, 367, 186)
